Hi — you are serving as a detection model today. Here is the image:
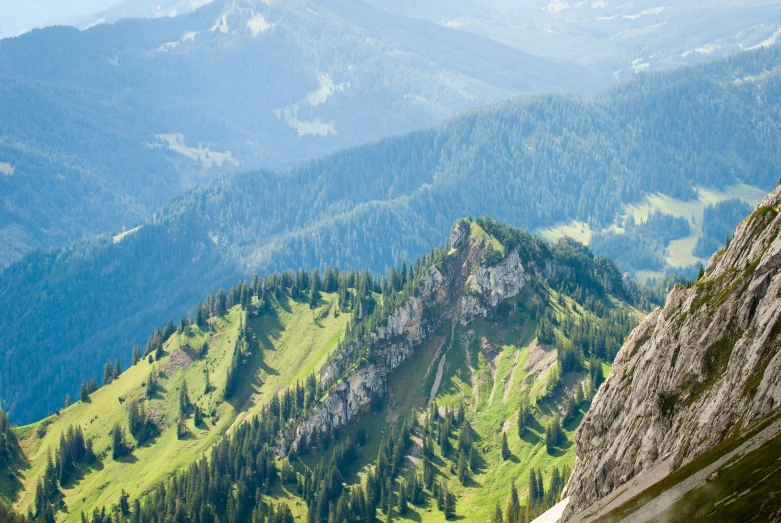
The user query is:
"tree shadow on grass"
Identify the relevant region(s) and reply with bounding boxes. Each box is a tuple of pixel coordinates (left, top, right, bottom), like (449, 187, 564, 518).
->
(548, 438, 574, 458)
(113, 452, 139, 464)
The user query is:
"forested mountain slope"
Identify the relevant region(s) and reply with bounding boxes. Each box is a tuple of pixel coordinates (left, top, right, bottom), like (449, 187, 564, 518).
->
(2, 45, 780, 424)
(5, 219, 645, 522)
(562, 186, 781, 521)
(0, 0, 584, 266)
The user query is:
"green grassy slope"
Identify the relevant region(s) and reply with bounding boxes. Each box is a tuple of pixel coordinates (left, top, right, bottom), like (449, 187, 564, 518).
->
(12, 293, 348, 521)
(597, 410, 781, 523)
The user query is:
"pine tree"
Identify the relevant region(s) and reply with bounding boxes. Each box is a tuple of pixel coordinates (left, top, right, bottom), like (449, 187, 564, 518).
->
(396, 482, 408, 515)
(179, 378, 191, 414)
(119, 489, 130, 515)
(517, 400, 531, 437)
(79, 380, 89, 402)
(111, 424, 127, 459)
(309, 275, 321, 310)
(501, 432, 510, 460)
(64, 394, 72, 408)
(444, 485, 457, 520)
(145, 370, 157, 398)
(506, 481, 520, 523)
(103, 361, 113, 386)
(457, 452, 469, 485)
(204, 368, 212, 393)
(176, 416, 188, 440)
(528, 468, 539, 506)
(131, 345, 142, 365)
(491, 502, 504, 523)
(113, 358, 122, 380)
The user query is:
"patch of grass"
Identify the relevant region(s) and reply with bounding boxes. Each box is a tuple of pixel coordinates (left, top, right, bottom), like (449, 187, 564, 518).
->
(470, 221, 505, 256)
(647, 427, 781, 522)
(601, 410, 781, 522)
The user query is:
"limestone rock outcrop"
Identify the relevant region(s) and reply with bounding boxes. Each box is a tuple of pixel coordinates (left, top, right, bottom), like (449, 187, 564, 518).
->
(564, 186, 781, 519)
(283, 219, 533, 454)
(469, 250, 529, 307)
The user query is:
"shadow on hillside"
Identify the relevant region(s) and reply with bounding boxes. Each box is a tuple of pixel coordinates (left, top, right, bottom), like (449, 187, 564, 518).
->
(275, 293, 294, 314)
(1, 443, 29, 500)
(60, 457, 104, 491)
(136, 429, 162, 449)
(564, 408, 586, 431)
(548, 437, 574, 458)
(520, 430, 541, 445)
(114, 452, 139, 464)
(145, 381, 168, 401)
(462, 475, 483, 488)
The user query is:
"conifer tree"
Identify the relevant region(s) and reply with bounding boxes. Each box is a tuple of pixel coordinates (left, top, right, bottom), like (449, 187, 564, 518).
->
(528, 468, 539, 506)
(179, 378, 191, 414)
(63, 394, 72, 408)
(492, 502, 504, 523)
(506, 481, 520, 523)
(457, 452, 469, 485)
(79, 380, 89, 402)
(113, 358, 121, 380)
(145, 370, 157, 397)
(204, 368, 212, 393)
(103, 361, 113, 386)
(444, 484, 457, 520)
(111, 424, 127, 459)
(131, 344, 141, 365)
(501, 432, 510, 460)
(517, 400, 531, 437)
(309, 271, 321, 310)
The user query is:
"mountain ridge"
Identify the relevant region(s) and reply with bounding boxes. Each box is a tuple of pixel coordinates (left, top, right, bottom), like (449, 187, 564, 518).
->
(3, 217, 644, 522)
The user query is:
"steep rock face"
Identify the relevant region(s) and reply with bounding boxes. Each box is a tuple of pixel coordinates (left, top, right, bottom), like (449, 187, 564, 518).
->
(564, 187, 781, 518)
(284, 221, 531, 453)
(469, 250, 530, 308)
(290, 366, 386, 450)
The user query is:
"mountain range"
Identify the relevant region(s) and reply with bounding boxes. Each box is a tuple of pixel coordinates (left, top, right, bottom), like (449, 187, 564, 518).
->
(0, 0, 588, 267)
(2, 186, 780, 522)
(2, 43, 780, 424)
(4, 0, 781, 269)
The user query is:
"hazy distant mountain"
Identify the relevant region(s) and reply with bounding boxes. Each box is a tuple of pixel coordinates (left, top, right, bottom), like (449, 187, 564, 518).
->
(0, 0, 120, 39)
(81, 0, 217, 28)
(366, 0, 781, 80)
(0, 0, 591, 268)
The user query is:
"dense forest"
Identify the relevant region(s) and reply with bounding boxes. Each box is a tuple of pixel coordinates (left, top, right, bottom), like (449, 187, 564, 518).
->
(693, 199, 753, 257)
(590, 212, 692, 271)
(2, 46, 780, 423)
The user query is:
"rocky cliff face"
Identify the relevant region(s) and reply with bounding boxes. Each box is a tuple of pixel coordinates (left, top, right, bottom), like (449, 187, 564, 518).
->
(284, 219, 533, 453)
(564, 187, 781, 519)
